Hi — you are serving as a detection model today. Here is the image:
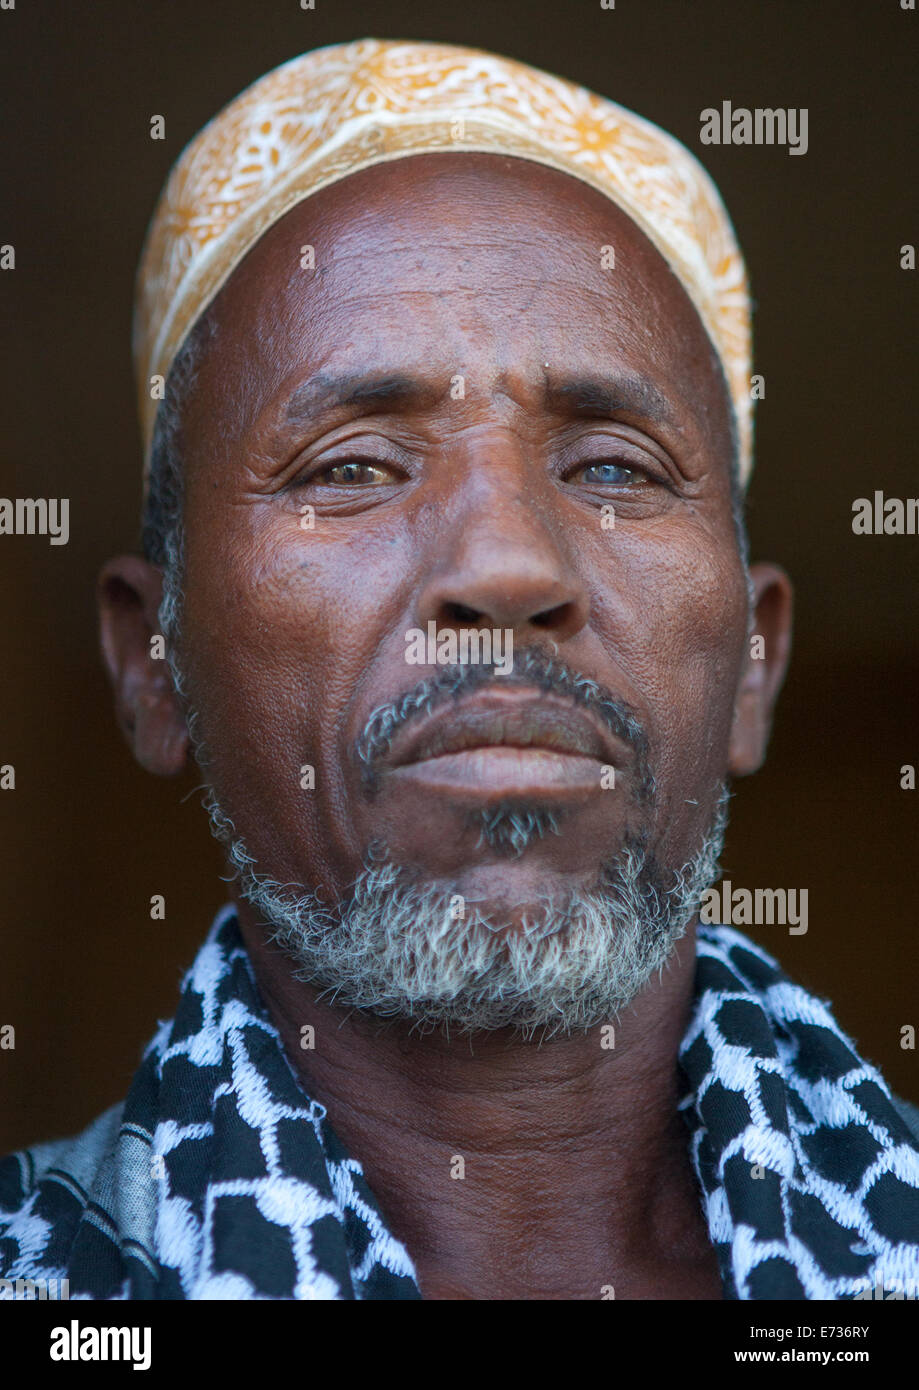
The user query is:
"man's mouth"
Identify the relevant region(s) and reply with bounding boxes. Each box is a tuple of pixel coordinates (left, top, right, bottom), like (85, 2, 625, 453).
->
(380, 690, 629, 800)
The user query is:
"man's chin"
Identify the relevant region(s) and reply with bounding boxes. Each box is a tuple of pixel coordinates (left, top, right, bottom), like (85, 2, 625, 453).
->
(204, 781, 730, 1038)
(232, 848, 713, 1039)
(354, 794, 640, 884)
(357, 801, 652, 930)
(367, 868, 633, 943)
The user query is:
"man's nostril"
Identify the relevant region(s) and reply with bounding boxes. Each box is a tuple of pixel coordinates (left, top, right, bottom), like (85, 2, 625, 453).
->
(444, 602, 482, 624)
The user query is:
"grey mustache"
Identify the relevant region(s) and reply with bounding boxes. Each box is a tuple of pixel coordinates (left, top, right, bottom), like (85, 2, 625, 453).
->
(354, 644, 655, 801)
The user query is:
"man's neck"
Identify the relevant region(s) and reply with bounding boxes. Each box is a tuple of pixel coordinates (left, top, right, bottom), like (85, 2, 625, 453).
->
(236, 906, 719, 1299)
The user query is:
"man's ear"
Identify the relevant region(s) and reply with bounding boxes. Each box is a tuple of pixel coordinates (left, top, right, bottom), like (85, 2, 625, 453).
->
(97, 555, 189, 775)
(728, 562, 794, 777)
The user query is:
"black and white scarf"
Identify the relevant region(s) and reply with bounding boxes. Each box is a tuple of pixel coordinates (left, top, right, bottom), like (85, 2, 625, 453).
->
(2, 906, 918, 1299)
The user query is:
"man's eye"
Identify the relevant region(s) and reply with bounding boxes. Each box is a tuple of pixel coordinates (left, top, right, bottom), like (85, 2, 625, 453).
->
(574, 461, 638, 486)
(320, 459, 393, 486)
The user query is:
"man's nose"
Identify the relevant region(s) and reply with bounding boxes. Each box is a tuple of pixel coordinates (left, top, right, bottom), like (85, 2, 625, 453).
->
(414, 466, 590, 645)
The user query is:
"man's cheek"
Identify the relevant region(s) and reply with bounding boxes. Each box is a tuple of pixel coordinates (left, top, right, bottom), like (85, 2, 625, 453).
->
(639, 557, 746, 749)
(651, 532, 746, 659)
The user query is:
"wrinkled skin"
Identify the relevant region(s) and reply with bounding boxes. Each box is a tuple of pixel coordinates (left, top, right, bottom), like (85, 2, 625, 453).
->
(99, 154, 792, 1298)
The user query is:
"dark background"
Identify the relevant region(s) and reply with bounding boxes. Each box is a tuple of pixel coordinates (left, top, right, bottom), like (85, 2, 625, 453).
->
(0, 0, 915, 1153)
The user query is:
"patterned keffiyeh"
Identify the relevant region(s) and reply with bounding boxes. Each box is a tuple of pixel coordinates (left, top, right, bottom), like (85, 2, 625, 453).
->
(2, 906, 918, 1300)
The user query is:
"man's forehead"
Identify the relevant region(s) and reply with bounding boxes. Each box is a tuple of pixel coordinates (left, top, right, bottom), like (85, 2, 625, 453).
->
(222, 152, 676, 291)
(197, 160, 724, 436)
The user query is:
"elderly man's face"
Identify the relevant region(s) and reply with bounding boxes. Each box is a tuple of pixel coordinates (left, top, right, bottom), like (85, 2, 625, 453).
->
(119, 153, 788, 936)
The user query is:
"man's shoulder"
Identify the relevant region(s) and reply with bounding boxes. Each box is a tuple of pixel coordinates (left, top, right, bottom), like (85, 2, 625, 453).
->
(692, 920, 919, 1152)
(0, 1101, 126, 1210)
(0, 1098, 159, 1292)
(0, 908, 243, 1293)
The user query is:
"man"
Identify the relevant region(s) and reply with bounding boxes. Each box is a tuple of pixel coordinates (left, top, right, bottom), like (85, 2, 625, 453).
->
(2, 38, 918, 1301)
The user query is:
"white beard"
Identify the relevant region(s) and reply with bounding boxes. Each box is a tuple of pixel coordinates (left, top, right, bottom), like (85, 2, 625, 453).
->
(202, 786, 729, 1040)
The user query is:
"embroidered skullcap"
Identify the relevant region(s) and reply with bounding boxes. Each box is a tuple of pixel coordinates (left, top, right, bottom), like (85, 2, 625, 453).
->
(134, 38, 753, 492)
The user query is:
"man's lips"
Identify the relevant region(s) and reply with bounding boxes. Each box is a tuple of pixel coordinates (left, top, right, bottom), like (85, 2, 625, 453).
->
(389, 694, 620, 764)
(379, 691, 628, 798)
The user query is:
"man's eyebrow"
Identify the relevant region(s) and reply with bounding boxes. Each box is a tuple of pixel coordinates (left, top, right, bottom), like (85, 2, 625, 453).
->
(278, 369, 677, 431)
(283, 372, 445, 425)
(544, 374, 676, 426)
